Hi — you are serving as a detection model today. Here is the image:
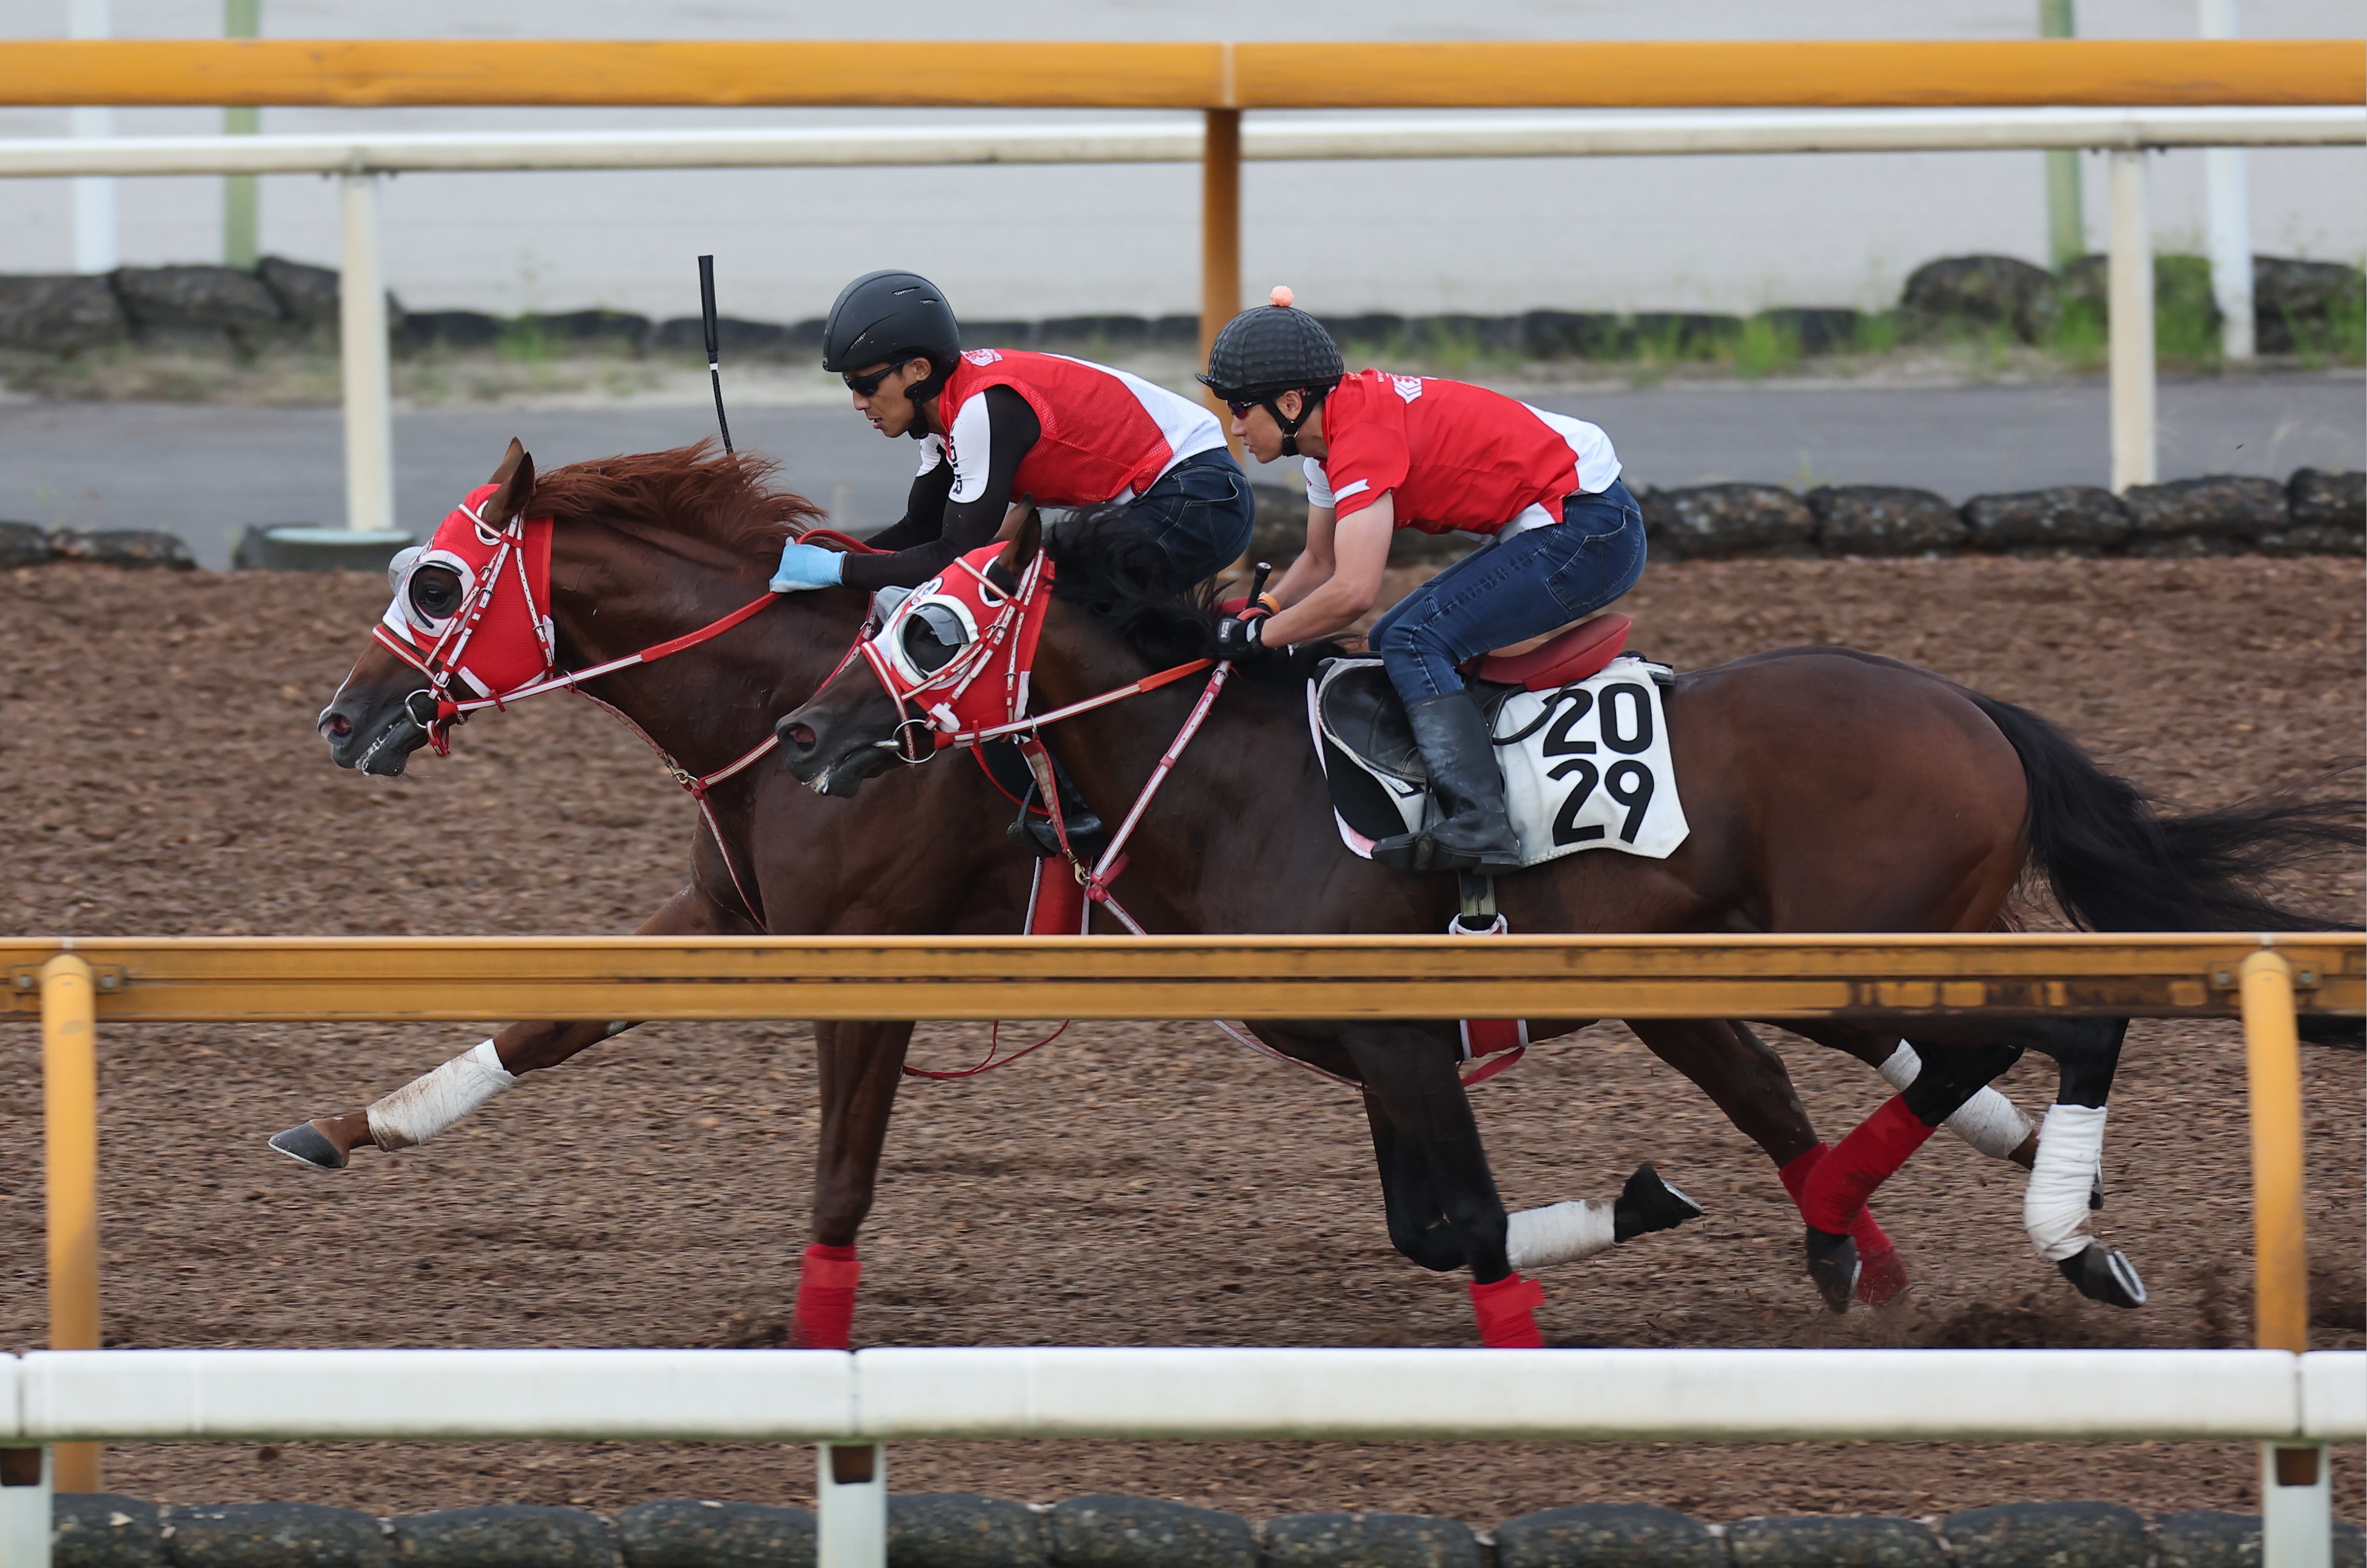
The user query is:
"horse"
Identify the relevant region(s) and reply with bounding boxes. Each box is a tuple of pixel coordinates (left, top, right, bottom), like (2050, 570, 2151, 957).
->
(773, 505, 2358, 1327)
(286, 439, 1883, 1348)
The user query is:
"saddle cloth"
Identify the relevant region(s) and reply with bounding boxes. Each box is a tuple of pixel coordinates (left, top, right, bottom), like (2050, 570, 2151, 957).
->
(1310, 655, 1690, 867)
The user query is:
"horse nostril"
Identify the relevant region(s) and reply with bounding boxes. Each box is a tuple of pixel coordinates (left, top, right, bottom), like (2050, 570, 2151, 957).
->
(782, 723, 818, 752)
(320, 712, 353, 739)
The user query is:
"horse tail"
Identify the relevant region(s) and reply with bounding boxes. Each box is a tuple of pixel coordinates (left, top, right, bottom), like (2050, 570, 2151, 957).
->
(1967, 692, 2362, 937)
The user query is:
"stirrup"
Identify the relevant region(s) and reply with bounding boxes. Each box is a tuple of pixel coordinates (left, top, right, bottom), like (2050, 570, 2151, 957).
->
(1452, 871, 1506, 934)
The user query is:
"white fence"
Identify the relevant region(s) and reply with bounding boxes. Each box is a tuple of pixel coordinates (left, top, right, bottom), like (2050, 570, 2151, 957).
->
(3, 104, 2362, 538)
(2, 1348, 2361, 1568)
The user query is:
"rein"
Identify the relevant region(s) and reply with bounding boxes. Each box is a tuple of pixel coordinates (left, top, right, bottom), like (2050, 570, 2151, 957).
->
(373, 519, 880, 928)
(852, 539, 1525, 1096)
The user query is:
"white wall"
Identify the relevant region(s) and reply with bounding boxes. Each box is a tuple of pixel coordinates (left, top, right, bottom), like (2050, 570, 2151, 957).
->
(1, 1, 2359, 324)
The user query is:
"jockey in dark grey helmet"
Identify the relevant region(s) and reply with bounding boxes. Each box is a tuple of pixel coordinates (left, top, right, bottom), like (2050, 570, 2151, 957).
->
(771, 268, 1255, 598)
(1203, 287, 1643, 876)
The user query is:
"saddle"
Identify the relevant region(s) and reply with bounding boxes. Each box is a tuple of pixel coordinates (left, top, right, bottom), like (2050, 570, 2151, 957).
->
(1319, 615, 1633, 799)
(1314, 614, 1687, 866)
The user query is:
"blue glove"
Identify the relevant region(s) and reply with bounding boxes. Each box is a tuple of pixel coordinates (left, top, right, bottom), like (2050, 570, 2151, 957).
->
(770, 541, 844, 593)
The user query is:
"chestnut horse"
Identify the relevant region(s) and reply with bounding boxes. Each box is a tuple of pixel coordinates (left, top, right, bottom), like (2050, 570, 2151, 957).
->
(287, 440, 1909, 1346)
(775, 507, 2357, 1327)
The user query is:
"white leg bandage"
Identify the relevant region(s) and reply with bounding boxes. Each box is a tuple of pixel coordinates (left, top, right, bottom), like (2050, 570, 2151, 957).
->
(1876, 1042, 2035, 1162)
(366, 1039, 517, 1152)
(1506, 1200, 1618, 1273)
(2023, 1103, 2108, 1262)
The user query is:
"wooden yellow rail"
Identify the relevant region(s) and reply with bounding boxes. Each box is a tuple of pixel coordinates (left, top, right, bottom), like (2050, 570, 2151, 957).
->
(1, 933, 2358, 1023)
(12, 929, 2353, 1493)
(0, 39, 2355, 109)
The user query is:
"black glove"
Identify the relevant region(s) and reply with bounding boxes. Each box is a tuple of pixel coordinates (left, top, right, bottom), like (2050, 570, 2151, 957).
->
(1213, 614, 1271, 663)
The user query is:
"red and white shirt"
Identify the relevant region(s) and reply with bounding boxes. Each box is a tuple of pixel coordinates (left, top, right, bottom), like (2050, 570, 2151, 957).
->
(924, 348, 1225, 506)
(1301, 370, 1620, 538)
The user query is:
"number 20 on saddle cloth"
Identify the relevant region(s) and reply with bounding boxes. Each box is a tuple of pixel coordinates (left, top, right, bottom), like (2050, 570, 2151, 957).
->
(1309, 617, 1692, 1071)
(1311, 650, 1690, 866)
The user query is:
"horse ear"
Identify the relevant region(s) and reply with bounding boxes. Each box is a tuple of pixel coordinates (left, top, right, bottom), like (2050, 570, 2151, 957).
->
(994, 500, 1043, 580)
(483, 437, 536, 522)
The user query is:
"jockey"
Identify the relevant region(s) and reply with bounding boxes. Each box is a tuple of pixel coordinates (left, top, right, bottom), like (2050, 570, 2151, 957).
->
(1202, 288, 1644, 875)
(770, 269, 1255, 595)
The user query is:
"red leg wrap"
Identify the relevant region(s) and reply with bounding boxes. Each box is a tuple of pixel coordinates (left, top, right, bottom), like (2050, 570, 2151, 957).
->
(792, 1242, 861, 1350)
(1777, 1142, 1829, 1205)
(1852, 1211, 1910, 1304)
(1781, 1143, 1910, 1303)
(1469, 1273, 1547, 1348)
(1798, 1096, 1935, 1235)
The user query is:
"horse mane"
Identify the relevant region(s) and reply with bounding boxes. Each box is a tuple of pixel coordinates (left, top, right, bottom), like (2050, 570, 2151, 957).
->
(1044, 505, 1342, 681)
(527, 438, 827, 559)
(1044, 505, 1224, 669)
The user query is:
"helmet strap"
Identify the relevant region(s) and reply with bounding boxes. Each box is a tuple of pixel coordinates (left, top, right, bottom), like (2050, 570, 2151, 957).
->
(901, 357, 950, 439)
(905, 353, 951, 405)
(1262, 388, 1325, 459)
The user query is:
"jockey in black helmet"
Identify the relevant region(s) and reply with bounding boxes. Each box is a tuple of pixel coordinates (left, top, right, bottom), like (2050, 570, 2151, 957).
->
(771, 268, 1255, 597)
(1201, 288, 1645, 875)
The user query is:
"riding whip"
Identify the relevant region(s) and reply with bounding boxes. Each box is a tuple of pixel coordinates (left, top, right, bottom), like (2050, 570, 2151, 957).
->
(697, 254, 734, 454)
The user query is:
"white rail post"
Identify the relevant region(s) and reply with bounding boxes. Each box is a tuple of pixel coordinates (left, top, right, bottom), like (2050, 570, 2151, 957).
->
(816, 1444, 886, 1568)
(2261, 1443, 2334, 1568)
(67, 0, 115, 275)
(0, 1447, 53, 1568)
(2199, 0, 2256, 362)
(2107, 148, 2155, 493)
(338, 171, 395, 534)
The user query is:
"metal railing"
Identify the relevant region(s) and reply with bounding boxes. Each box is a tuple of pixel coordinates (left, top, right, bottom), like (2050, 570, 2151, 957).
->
(2, 932, 2360, 1566)
(0, 1346, 2361, 1568)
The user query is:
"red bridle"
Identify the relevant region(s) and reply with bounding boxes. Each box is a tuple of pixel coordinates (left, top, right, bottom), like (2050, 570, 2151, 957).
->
(366, 480, 876, 923)
(850, 540, 1218, 763)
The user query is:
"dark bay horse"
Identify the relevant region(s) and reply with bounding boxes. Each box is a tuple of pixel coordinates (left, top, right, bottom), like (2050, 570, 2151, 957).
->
(775, 509, 2357, 1322)
(287, 441, 1873, 1346)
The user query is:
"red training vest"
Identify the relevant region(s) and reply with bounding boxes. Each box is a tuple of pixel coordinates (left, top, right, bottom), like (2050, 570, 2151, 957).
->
(938, 349, 1222, 505)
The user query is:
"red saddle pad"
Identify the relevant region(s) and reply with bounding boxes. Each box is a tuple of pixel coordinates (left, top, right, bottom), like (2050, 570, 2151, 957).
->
(1475, 612, 1632, 691)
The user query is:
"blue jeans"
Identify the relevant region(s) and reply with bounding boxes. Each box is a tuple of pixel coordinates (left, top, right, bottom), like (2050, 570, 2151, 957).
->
(1126, 448, 1256, 584)
(1370, 479, 1647, 704)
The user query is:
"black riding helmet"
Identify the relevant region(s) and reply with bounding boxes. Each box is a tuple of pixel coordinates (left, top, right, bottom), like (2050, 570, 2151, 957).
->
(1197, 286, 1343, 456)
(822, 269, 962, 411)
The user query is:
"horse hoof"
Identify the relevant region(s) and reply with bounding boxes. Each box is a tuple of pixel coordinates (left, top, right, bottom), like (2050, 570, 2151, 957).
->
(1855, 1243, 1912, 1306)
(1804, 1227, 1859, 1314)
(2057, 1243, 2147, 1308)
(1613, 1162, 1704, 1240)
(268, 1122, 347, 1170)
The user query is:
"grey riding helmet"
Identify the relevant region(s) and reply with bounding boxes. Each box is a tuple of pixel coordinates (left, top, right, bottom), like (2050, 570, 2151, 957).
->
(822, 269, 962, 406)
(1196, 286, 1343, 454)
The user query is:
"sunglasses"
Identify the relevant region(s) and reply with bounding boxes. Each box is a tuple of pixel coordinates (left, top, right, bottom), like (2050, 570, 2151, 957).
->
(842, 361, 910, 397)
(1223, 397, 1260, 416)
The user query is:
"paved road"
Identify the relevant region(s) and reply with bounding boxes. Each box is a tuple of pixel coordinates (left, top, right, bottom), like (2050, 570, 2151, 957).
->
(3, 373, 2359, 570)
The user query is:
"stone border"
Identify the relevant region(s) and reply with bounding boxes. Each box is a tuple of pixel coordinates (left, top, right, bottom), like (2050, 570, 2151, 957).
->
(1246, 468, 2363, 566)
(46, 1494, 2366, 1568)
(3, 251, 2356, 364)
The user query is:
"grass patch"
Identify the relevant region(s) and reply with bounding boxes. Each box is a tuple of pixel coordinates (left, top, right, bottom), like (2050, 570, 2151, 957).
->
(2048, 298, 2107, 372)
(2286, 286, 2366, 369)
(1733, 313, 1802, 379)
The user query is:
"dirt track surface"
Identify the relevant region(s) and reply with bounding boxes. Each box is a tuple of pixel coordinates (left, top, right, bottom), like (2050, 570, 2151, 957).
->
(0, 554, 2360, 1526)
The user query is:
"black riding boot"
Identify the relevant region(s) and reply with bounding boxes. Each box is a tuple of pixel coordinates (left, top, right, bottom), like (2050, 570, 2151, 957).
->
(1372, 691, 1522, 873)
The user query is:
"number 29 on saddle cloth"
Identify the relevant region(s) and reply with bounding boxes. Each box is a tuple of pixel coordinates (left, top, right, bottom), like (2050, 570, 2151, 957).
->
(1311, 655, 1690, 868)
